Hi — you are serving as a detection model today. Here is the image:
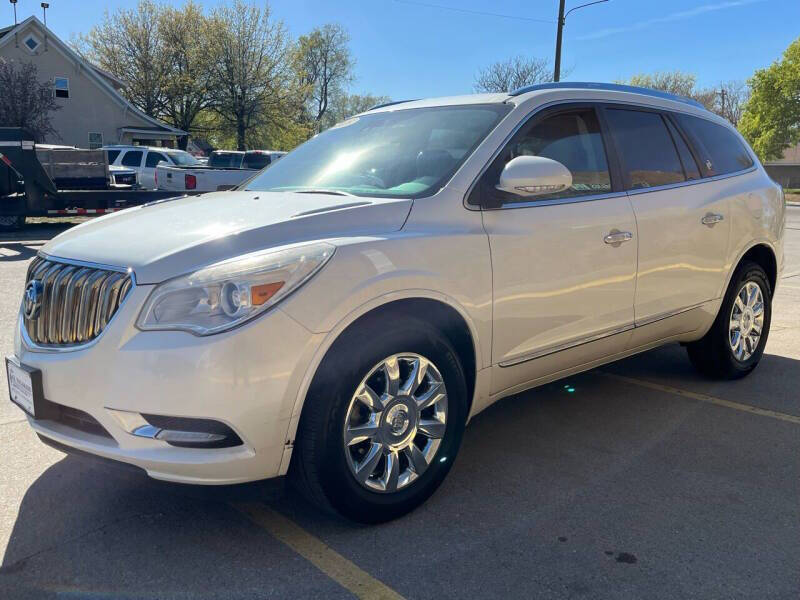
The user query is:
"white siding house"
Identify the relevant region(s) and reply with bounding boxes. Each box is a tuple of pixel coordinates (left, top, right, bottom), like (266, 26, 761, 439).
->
(0, 16, 185, 148)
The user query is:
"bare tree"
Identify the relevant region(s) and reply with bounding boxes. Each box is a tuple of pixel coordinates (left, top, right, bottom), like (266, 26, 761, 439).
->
(75, 0, 170, 118)
(207, 1, 297, 150)
(710, 80, 749, 126)
(294, 24, 354, 128)
(474, 56, 552, 93)
(0, 59, 60, 141)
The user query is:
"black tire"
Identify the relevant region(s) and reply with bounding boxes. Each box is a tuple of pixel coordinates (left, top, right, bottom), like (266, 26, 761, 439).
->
(0, 215, 23, 231)
(686, 260, 772, 379)
(290, 315, 468, 523)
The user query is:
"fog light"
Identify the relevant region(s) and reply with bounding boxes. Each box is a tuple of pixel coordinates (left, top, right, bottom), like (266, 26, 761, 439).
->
(107, 409, 243, 448)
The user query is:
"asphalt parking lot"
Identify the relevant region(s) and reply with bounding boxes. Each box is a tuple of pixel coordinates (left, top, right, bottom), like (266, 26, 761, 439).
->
(1, 209, 799, 599)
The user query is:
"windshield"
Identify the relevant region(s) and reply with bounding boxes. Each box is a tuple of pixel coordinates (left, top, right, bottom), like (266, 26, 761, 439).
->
(209, 152, 244, 169)
(168, 151, 201, 166)
(245, 104, 510, 198)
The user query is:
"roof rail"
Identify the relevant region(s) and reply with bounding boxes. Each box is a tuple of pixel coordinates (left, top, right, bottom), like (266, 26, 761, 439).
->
(368, 99, 418, 111)
(508, 82, 705, 109)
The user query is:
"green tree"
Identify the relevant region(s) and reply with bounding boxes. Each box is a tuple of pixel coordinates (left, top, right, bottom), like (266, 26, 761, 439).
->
(294, 24, 354, 129)
(207, 0, 298, 150)
(159, 2, 215, 149)
(740, 38, 800, 160)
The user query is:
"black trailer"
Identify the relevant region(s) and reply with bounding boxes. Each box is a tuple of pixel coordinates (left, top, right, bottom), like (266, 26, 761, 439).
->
(0, 127, 196, 230)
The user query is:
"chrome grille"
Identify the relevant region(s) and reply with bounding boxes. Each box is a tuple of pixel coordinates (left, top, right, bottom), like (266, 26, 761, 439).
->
(23, 256, 133, 347)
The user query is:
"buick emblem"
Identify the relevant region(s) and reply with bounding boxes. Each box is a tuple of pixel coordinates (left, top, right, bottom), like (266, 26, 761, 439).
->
(23, 280, 43, 320)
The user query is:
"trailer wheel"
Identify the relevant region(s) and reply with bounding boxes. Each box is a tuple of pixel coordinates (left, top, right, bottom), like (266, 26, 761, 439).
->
(0, 215, 24, 231)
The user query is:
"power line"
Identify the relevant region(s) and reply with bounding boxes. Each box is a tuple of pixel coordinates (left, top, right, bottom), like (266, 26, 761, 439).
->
(391, 0, 555, 24)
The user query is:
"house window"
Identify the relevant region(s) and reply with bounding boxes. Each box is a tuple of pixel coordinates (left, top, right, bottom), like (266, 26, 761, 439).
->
(88, 132, 103, 150)
(23, 34, 41, 53)
(54, 77, 69, 99)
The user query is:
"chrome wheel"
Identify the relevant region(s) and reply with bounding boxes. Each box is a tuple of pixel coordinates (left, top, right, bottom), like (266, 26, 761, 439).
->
(729, 281, 764, 362)
(344, 353, 448, 493)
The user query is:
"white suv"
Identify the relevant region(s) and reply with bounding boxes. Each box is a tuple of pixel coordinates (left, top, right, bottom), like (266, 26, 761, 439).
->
(7, 83, 785, 523)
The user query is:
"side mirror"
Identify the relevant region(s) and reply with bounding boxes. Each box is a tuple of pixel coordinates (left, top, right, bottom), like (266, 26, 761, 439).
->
(495, 155, 572, 198)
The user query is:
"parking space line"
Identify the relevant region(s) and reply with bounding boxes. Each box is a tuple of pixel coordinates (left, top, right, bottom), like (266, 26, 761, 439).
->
(231, 502, 406, 600)
(597, 372, 800, 425)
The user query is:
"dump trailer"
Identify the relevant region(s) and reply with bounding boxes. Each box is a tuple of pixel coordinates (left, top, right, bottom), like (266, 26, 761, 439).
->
(0, 127, 197, 230)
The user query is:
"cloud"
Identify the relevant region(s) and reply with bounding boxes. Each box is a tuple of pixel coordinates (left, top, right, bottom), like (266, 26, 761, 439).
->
(576, 0, 766, 41)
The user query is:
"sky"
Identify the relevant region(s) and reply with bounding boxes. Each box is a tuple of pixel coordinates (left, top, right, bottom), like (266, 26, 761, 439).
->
(3, 0, 799, 100)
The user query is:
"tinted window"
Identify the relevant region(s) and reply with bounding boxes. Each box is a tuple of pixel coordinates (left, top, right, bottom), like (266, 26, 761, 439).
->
(167, 151, 200, 166)
(106, 149, 121, 164)
(665, 117, 700, 180)
(487, 109, 611, 202)
(675, 114, 753, 175)
(145, 152, 168, 168)
(242, 153, 271, 169)
(121, 150, 143, 167)
(209, 152, 243, 168)
(606, 109, 684, 190)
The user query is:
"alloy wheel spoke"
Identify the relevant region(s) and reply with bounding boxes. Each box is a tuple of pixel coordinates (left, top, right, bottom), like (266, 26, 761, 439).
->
(403, 444, 429, 475)
(752, 302, 764, 317)
(400, 357, 428, 396)
(384, 450, 400, 492)
(345, 419, 380, 446)
(747, 284, 758, 307)
(355, 442, 384, 483)
(383, 358, 400, 397)
(356, 383, 384, 412)
(418, 418, 446, 439)
(734, 296, 745, 313)
(729, 318, 740, 331)
(415, 381, 444, 410)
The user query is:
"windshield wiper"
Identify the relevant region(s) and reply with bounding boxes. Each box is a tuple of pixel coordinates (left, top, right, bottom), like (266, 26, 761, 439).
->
(294, 188, 355, 197)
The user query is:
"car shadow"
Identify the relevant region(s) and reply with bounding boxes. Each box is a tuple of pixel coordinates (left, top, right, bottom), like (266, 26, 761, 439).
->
(1, 345, 798, 598)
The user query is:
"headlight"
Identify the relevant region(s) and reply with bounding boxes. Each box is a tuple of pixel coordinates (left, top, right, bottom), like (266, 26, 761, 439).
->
(136, 242, 335, 335)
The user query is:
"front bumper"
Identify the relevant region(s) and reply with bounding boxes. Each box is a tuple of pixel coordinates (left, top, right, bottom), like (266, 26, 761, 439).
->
(12, 284, 321, 484)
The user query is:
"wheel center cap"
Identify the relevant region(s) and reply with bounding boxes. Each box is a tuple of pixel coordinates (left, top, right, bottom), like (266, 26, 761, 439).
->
(386, 404, 410, 436)
(741, 309, 753, 332)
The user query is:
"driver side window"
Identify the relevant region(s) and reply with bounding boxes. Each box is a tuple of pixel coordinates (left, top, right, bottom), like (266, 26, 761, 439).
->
(482, 108, 612, 204)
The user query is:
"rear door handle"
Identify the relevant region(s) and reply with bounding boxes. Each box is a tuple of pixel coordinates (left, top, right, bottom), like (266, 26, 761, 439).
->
(701, 213, 724, 226)
(603, 230, 633, 246)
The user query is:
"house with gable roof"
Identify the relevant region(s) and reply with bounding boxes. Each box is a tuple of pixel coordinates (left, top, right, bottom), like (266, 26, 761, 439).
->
(0, 16, 185, 148)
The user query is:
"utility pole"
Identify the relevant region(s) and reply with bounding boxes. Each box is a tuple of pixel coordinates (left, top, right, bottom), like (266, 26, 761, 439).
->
(554, 0, 566, 82)
(718, 88, 727, 118)
(553, 0, 610, 83)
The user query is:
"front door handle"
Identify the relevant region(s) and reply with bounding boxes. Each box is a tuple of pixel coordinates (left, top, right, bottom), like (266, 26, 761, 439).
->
(603, 230, 633, 247)
(701, 213, 724, 226)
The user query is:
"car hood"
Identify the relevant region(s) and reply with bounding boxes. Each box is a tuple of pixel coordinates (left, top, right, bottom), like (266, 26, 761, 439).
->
(41, 191, 413, 284)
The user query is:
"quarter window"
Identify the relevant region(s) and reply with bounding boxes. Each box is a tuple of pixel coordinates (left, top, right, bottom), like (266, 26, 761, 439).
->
(54, 77, 69, 99)
(482, 108, 612, 203)
(145, 152, 168, 168)
(605, 109, 685, 190)
(674, 114, 754, 176)
(121, 150, 143, 167)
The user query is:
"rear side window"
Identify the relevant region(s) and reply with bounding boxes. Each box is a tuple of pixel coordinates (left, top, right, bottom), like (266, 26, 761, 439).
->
(242, 153, 271, 169)
(675, 114, 753, 176)
(209, 152, 243, 168)
(145, 152, 168, 168)
(605, 109, 685, 190)
(121, 150, 143, 167)
(106, 149, 121, 164)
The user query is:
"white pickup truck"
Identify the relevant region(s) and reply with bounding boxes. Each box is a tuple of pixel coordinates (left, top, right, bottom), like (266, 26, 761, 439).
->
(155, 149, 286, 192)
